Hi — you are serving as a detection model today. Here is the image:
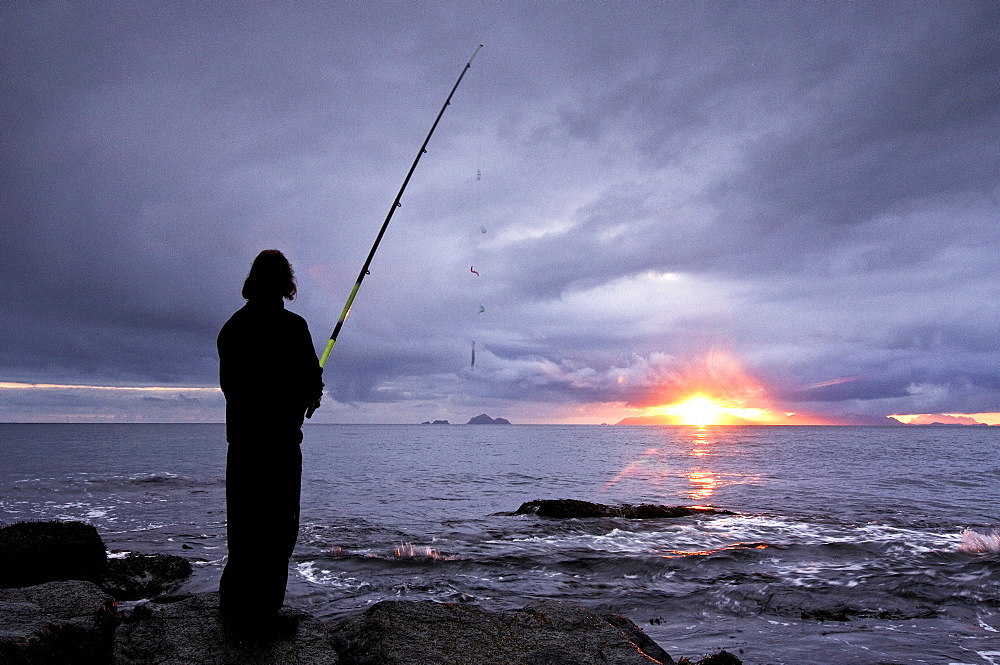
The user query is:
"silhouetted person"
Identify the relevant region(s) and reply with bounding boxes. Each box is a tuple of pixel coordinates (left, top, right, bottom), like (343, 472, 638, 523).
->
(217, 249, 323, 632)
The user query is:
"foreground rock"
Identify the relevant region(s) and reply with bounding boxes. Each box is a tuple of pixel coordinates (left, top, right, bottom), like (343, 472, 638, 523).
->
(0, 520, 191, 601)
(0, 521, 742, 664)
(1, 582, 740, 665)
(104, 552, 193, 601)
(0, 521, 107, 588)
(693, 653, 742, 665)
(329, 599, 675, 665)
(514, 499, 733, 519)
(114, 592, 338, 665)
(0, 580, 118, 664)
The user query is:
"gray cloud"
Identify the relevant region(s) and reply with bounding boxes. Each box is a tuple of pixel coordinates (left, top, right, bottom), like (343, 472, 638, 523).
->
(2, 1, 999, 423)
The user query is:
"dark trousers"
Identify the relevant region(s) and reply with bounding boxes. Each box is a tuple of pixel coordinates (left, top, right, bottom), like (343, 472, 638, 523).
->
(219, 442, 302, 619)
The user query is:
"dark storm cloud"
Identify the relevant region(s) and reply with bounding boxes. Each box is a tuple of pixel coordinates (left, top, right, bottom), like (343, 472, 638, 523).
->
(2, 1, 999, 422)
(495, 2, 1000, 294)
(0, 2, 415, 384)
(447, 3, 1000, 420)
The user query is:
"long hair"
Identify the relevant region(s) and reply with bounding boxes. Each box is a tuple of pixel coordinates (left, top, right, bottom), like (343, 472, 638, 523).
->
(241, 249, 297, 300)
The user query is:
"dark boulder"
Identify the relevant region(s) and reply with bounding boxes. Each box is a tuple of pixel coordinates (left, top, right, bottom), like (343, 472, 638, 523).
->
(0, 521, 108, 588)
(0, 580, 118, 665)
(329, 598, 674, 665)
(113, 591, 338, 665)
(103, 553, 193, 600)
(695, 651, 743, 665)
(600, 612, 674, 663)
(514, 499, 733, 519)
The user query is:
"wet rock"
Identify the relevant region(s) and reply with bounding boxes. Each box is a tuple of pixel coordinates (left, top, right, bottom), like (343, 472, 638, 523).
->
(103, 553, 193, 600)
(0, 580, 118, 665)
(0, 521, 108, 588)
(694, 651, 742, 665)
(113, 591, 338, 665)
(328, 598, 675, 665)
(514, 499, 733, 519)
(600, 612, 674, 663)
(800, 607, 850, 622)
(757, 586, 936, 623)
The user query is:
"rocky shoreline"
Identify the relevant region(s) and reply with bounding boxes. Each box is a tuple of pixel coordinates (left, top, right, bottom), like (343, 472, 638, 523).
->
(1, 514, 743, 665)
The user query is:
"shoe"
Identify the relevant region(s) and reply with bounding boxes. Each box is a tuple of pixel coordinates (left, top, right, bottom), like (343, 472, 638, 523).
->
(270, 612, 300, 639)
(221, 608, 299, 641)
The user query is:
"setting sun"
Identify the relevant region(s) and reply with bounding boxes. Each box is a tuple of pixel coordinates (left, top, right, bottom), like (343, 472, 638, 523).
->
(638, 393, 779, 426)
(615, 350, 840, 426)
(666, 396, 725, 426)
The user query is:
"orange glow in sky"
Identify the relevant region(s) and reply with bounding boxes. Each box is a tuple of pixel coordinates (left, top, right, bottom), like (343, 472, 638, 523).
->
(648, 394, 775, 426)
(627, 349, 836, 425)
(0, 382, 219, 393)
(888, 412, 1000, 426)
(663, 396, 722, 426)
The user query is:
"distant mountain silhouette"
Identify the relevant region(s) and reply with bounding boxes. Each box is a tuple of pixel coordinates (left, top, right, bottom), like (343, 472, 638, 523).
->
(468, 414, 511, 425)
(902, 414, 989, 426)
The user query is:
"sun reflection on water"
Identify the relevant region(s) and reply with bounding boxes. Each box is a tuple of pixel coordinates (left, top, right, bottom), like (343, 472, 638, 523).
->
(690, 427, 710, 456)
(687, 470, 718, 502)
(687, 427, 717, 501)
(598, 426, 758, 508)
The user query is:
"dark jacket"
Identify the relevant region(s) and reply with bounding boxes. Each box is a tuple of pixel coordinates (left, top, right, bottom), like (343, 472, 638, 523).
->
(218, 297, 323, 445)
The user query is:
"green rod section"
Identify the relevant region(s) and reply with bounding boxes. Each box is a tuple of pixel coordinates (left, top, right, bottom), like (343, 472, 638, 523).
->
(308, 45, 483, 416)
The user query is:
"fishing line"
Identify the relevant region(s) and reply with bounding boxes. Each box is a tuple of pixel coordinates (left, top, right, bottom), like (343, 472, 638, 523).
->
(470, 49, 488, 369)
(307, 44, 483, 417)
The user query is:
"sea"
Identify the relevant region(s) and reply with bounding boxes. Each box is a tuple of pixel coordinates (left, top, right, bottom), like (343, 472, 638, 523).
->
(1, 423, 998, 665)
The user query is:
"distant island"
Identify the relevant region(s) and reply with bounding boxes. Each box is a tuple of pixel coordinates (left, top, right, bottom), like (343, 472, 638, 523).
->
(468, 414, 512, 425)
(419, 414, 512, 425)
(898, 413, 992, 426)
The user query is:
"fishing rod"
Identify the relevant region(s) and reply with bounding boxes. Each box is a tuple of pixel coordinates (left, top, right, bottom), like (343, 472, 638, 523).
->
(307, 44, 483, 418)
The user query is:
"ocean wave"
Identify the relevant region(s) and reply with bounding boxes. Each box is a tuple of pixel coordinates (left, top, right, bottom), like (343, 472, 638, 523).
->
(959, 529, 1000, 553)
(295, 561, 374, 590)
(491, 514, 964, 559)
(63, 472, 224, 489)
(127, 473, 224, 488)
(393, 542, 457, 561)
(299, 541, 462, 564)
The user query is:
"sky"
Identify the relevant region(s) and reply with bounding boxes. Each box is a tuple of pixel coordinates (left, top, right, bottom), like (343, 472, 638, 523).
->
(2, 1, 999, 425)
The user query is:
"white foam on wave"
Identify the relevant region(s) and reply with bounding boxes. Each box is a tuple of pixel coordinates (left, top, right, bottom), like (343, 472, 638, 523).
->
(496, 514, 966, 559)
(974, 651, 1000, 665)
(502, 527, 676, 554)
(394, 542, 453, 560)
(295, 561, 372, 591)
(959, 529, 1000, 553)
(499, 519, 774, 557)
(695, 515, 970, 555)
(775, 559, 873, 589)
